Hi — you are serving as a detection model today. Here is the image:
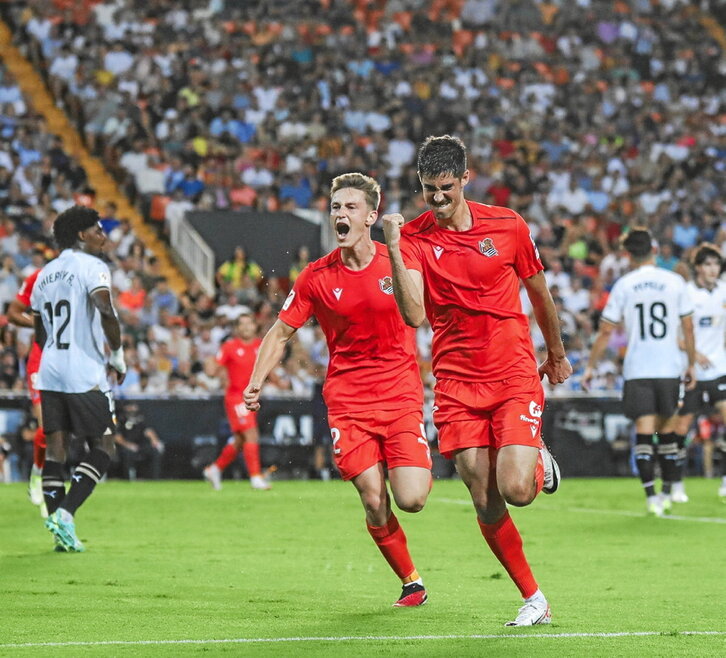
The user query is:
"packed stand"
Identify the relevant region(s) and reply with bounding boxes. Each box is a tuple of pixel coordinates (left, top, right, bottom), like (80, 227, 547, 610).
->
(0, 0, 725, 400)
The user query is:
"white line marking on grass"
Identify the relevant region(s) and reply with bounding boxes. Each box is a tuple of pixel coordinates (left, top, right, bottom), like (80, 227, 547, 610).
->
(3, 631, 726, 649)
(436, 498, 726, 524)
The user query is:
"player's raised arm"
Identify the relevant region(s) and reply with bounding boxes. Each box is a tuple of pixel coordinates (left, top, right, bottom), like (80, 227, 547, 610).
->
(382, 213, 425, 327)
(244, 318, 297, 410)
(522, 271, 572, 385)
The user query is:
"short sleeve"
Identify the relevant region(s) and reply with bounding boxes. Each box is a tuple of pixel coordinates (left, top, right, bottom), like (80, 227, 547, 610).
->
(399, 233, 423, 273)
(678, 280, 694, 317)
(85, 259, 112, 295)
(513, 213, 543, 279)
(278, 263, 315, 329)
(17, 270, 39, 307)
(216, 344, 228, 366)
(601, 280, 623, 324)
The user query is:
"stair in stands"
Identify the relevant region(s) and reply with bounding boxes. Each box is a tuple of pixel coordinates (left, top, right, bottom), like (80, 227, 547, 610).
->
(0, 20, 187, 294)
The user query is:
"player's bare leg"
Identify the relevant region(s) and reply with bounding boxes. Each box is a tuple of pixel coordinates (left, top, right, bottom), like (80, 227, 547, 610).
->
(28, 400, 47, 517)
(353, 463, 427, 607)
(240, 427, 270, 490)
(388, 466, 431, 513)
(456, 446, 550, 626)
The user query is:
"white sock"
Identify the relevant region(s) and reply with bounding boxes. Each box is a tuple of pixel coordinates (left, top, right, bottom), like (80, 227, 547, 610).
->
(58, 508, 73, 523)
(406, 578, 423, 588)
(525, 589, 545, 603)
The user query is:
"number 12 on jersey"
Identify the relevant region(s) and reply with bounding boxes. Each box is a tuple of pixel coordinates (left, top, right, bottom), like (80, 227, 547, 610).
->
(44, 300, 71, 349)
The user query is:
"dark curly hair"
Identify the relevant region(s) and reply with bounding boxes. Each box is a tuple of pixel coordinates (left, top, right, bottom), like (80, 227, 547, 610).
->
(53, 206, 100, 250)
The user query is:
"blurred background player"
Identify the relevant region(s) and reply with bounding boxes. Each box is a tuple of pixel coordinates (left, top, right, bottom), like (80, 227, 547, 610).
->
(8, 265, 47, 516)
(672, 243, 726, 502)
(384, 135, 571, 626)
(203, 312, 270, 490)
(244, 173, 432, 607)
(31, 206, 127, 551)
(583, 228, 696, 516)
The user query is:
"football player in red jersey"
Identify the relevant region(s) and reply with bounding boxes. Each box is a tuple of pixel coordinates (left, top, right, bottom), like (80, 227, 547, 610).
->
(204, 312, 270, 490)
(383, 135, 572, 626)
(244, 173, 431, 607)
(8, 268, 47, 517)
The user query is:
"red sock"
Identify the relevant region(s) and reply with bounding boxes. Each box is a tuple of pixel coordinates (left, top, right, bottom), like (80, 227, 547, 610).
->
(479, 511, 538, 599)
(242, 442, 262, 477)
(367, 513, 415, 580)
(534, 453, 544, 496)
(33, 427, 46, 469)
(215, 443, 239, 471)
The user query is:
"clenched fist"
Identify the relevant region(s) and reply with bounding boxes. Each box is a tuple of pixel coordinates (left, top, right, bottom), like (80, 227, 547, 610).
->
(382, 213, 405, 247)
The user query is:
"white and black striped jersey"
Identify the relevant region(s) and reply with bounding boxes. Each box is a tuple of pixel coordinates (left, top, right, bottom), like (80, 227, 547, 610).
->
(685, 280, 726, 382)
(30, 249, 112, 393)
(601, 264, 693, 381)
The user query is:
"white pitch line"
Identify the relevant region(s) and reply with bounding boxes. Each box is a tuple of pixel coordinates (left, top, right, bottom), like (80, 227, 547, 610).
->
(2, 631, 726, 649)
(436, 498, 726, 524)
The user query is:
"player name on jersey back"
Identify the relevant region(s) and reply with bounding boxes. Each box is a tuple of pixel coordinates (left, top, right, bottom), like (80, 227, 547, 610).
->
(601, 264, 693, 381)
(30, 249, 112, 393)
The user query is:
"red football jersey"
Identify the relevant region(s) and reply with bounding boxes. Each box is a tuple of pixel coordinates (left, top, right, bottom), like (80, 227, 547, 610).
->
(16, 268, 41, 307)
(400, 201, 542, 382)
(16, 269, 43, 373)
(216, 337, 262, 394)
(278, 241, 423, 414)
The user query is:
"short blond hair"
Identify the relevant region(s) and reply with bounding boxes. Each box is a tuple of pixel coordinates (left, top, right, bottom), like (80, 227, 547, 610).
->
(330, 172, 380, 211)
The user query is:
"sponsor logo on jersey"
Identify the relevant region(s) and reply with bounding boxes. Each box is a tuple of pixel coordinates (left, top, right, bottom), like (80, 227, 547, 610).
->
(433, 245, 444, 260)
(333, 288, 343, 300)
(282, 290, 296, 311)
(529, 401, 543, 417)
(378, 276, 394, 295)
(237, 348, 245, 357)
(479, 238, 498, 257)
(520, 414, 540, 425)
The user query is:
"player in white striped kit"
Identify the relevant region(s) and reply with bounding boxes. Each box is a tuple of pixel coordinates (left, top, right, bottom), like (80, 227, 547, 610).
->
(582, 228, 696, 516)
(31, 206, 127, 551)
(673, 243, 726, 502)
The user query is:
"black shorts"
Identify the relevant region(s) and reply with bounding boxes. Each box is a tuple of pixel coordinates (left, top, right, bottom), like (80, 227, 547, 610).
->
(622, 378, 680, 420)
(41, 389, 116, 437)
(679, 376, 726, 415)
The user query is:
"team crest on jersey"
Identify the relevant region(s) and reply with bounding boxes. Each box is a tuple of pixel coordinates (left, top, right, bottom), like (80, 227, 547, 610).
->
(479, 238, 498, 257)
(378, 276, 394, 295)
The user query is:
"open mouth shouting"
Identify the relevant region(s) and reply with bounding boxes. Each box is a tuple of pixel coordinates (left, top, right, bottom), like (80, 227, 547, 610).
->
(335, 220, 351, 241)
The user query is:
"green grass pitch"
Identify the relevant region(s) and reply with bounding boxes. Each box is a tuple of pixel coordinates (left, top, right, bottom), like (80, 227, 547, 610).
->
(2, 477, 725, 657)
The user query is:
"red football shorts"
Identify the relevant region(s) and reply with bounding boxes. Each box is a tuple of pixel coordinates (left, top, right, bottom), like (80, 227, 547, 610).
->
(224, 393, 258, 433)
(26, 343, 42, 406)
(433, 375, 544, 458)
(326, 408, 432, 481)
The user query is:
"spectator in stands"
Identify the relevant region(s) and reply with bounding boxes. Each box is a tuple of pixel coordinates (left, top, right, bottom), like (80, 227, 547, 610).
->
(288, 245, 309, 284)
(216, 245, 263, 290)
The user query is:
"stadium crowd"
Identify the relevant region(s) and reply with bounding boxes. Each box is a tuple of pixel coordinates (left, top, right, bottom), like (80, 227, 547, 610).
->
(0, 0, 725, 409)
